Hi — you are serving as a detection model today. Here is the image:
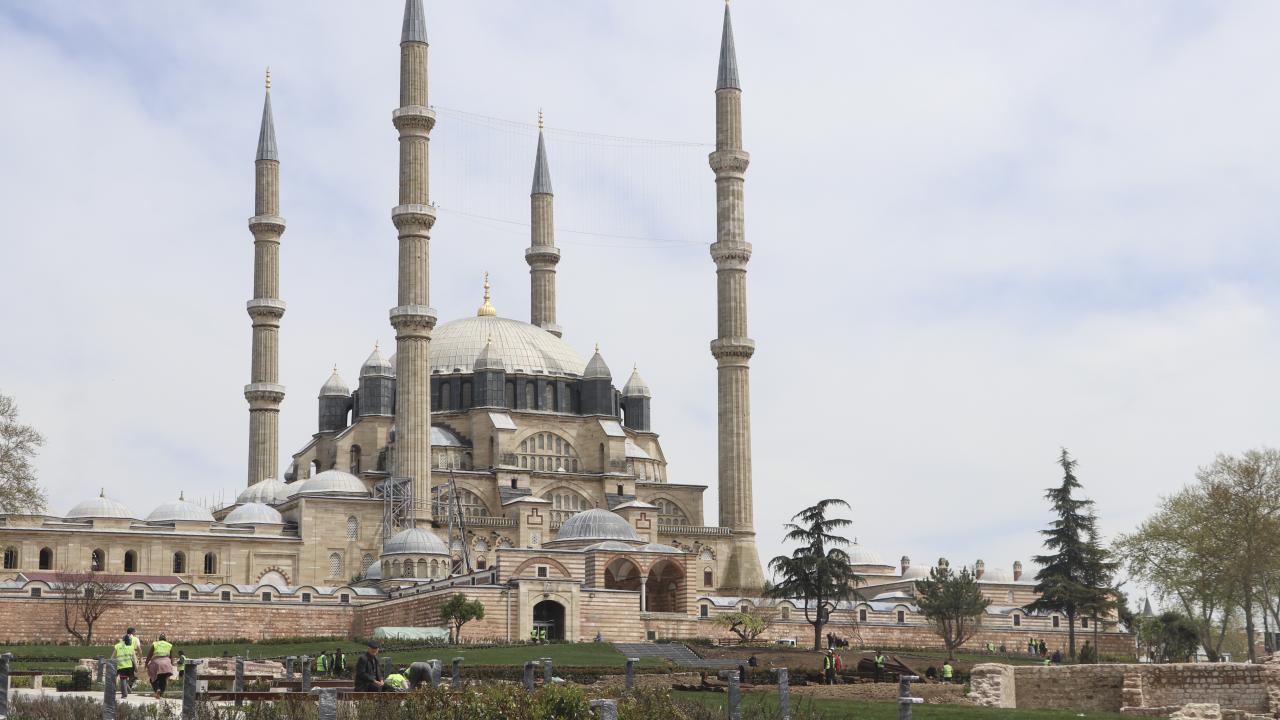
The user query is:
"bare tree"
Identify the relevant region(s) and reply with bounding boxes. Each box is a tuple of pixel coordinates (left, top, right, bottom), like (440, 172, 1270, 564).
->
(54, 572, 127, 646)
(713, 604, 779, 643)
(0, 392, 46, 514)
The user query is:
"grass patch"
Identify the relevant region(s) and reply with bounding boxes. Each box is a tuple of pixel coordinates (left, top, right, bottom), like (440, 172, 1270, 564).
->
(673, 691, 1130, 719)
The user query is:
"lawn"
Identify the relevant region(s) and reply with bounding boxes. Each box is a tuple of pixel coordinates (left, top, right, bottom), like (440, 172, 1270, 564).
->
(673, 691, 1130, 720)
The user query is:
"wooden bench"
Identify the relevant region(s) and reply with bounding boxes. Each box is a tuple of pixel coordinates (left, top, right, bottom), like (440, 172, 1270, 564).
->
(10, 670, 45, 690)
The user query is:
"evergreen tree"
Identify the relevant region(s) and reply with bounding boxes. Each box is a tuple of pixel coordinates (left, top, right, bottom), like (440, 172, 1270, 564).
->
(1026, 449, 1100, 659)
(915, 564, 991, 659)
(766, 499, 863, 650)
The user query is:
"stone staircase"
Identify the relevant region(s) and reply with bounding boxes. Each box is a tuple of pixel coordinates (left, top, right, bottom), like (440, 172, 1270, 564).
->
(612, 642, 745, 668)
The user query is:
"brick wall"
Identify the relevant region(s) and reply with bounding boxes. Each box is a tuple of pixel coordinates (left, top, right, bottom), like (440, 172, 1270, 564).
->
(352, 587, 512, 642)
(0, 596, 354, 643)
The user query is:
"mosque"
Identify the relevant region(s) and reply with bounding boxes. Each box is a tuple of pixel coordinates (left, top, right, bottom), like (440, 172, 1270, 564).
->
(0, 2, 1131, 652)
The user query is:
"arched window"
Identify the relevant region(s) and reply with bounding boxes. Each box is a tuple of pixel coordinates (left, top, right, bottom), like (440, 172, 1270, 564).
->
(90, 549, 105, 572)
(430, 559, 439, 577)
(391, 560, 401, 577)
(203, 553, 217, 575)
(548, 489, 591, 523)
(517, 433, 579, 474)
(436, 487, 491, 518)
(543, 384, 555, 411)
(475, 557, 487, 570)
(349, 445, 362, 475)
(703, 569, 713, 587)
(3, 547, 17, 569)
(39, 547, 53, 570)
(440, 384, 452, 411)
(361, 554, 374, 571)
(123, 551, 138, 573)
(524, 384, 535, 409)
(655, 499, 689, 526)
(172, 552, 185, 574)
(417, 559, 428, 578)
(346, 516, 359, 540)
(505, 382, 516, 408)
(328, 553, 343, 578)
(461, 382, 472, 409)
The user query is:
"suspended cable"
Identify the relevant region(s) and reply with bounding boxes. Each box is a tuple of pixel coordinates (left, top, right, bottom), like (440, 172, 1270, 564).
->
(435, 106, 713, 149)
(440, 207, 706, 248)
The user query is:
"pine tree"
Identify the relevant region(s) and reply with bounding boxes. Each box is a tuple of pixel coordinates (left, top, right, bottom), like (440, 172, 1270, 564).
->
(766, 499, 864, 650)
(915, 564, 991, 659)
(1026, 449, 1098, 659)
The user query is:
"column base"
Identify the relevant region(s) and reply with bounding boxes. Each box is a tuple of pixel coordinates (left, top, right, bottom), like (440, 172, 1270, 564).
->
(716, 531, 767, 596)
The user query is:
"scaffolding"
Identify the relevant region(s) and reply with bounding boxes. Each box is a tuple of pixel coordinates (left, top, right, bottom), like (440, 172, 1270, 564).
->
(379, 475, 412, 539)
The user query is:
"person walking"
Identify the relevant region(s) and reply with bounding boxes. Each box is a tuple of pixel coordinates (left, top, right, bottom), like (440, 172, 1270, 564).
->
(873, 650, 886, 682)
(145, 634, 175, 699)
(822, 650, 836, 685)
(316, 651, 330, 675)
(113, 634, 138, 698)
(354, 641, 386, 692)
(332, 647, 347, 677)
(941, 660, 954, 684)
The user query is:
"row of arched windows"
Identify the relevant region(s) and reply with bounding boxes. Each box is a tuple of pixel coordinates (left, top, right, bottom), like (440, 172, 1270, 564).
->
(517, 433, 580, 473)
(74, 548, 218, 576)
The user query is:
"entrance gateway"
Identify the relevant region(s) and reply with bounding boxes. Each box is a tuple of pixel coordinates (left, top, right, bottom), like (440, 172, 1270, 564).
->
(533, 600, 565, 641)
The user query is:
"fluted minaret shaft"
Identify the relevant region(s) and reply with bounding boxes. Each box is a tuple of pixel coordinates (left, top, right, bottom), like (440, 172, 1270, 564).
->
(527, 123, 562, 337)
(709, 4, 765, 592)
(245, 78, 287, 488)
(389, 0, 437, 525)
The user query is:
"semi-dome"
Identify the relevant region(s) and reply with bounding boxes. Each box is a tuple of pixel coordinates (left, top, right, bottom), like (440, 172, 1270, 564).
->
(236, 478, 291, 506)
(429, 316, 586, 376)
(223, 502, 284, 525)
(66, 491, 134, 520)
(294, 470, 369, 497)
(382, 527, 449, 555)
(551, 508, 639, 543)
(583, 540, 636, 552)
(146, 494, 215, 523)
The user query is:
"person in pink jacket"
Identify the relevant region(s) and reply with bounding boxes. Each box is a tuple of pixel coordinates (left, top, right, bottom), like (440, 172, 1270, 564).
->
(145, 634, 176, 699)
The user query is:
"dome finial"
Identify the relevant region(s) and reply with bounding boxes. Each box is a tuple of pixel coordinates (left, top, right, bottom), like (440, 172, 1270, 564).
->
(265, 66, 271, 91)
(538, 108, 544, 130)
(179, 491, 185, 502)
(477, 272, 497, 316)
(100, 488, 105, 498)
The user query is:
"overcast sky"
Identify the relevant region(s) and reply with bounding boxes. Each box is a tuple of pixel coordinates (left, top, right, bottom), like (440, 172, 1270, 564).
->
(3, 1, 1279, 603)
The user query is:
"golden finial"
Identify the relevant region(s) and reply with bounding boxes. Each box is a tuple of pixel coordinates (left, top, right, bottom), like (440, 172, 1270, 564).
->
(477, 272, 497, 317)
(595, 342, 601, 354)
(265, 67, 271, 91)
(538, 109, 544, 130)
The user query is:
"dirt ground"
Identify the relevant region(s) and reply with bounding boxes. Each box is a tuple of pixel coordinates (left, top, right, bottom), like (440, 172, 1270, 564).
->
(776, 682, 967, 703)
(692, 645, 990, 678)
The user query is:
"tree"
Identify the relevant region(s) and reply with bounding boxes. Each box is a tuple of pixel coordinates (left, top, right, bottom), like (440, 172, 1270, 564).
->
(914, 564, 990, 659)
(1135, 610, 1200, 663)
(765, 499, 864, 650)
(1025, 449, 1107, 660)
(439, 593, 485, 644)
(1077, 522, 1121, 663)
(54, 572, 126, 646)
(713, 605, 778, 643)
(0, 392, 46, 514)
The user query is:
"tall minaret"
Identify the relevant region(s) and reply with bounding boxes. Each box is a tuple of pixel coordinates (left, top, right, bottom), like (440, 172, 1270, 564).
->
(389, 0, 438, 525)
(709, 2, 765, 592)
(527, 111, 562, 337)
(244, 69, 287, 488)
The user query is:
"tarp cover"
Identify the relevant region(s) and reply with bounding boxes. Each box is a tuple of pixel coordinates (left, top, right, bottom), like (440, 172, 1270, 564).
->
(371, 627, 451, 642)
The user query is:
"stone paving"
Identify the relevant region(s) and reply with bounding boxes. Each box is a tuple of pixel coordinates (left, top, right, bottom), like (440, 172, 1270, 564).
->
(612, 642, 744, 668)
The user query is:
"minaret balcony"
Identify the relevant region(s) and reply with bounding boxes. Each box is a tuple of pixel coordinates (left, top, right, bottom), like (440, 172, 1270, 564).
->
(710, 337, 755, 363)
(247, 215, 286, 234)
(246, 298, 287, 322)
(244, 382, 286, 406)
(524, 246, 561, 265)
(708, 149, 750, 176)
(391, 203, 437, 232)
(392, 105, 436, 132)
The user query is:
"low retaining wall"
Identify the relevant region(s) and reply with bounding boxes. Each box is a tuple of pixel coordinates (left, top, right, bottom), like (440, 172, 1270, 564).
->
(970, 661, 1280, 716)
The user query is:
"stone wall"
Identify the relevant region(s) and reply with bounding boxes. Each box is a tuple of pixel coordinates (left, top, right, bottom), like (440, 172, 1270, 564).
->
(0, 596, 354, 643)
(970, 662, 1280, 715)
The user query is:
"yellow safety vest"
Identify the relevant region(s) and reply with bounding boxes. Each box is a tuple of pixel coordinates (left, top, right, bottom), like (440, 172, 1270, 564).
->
(152, 640, 173, 657)
(316, 655, 329, 671)
(114, 642, 135, 670)
(942, 664, 953, 679)
(874, 654, 886, 668)
(385, 673, 407, 690)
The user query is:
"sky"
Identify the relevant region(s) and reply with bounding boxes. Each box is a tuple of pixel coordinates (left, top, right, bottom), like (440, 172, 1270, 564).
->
(2, 1, 1280, 606)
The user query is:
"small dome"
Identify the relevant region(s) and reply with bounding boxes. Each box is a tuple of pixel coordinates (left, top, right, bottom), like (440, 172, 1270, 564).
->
(847, 542, 887, 567)
(979, 567, 1013, 583)
(640, 543, 683, 554)
(224, 502, 284, 525)
(383, 527, 449, 556)
(295, 470, 369, 497)
(319, 369, 350, 397)
(236, 478, 291, 506)
(361, 346, 393, 377)
(431, 426, 468, 448)
(551, 508, 639, 543)
(66, 491, 134, 520)
(583, 540, 636, 552)
(146, 494, 215, 523)
(901, 565, 932, 581)
(583, 346, 611, 379)
(622, 367, 651, 398)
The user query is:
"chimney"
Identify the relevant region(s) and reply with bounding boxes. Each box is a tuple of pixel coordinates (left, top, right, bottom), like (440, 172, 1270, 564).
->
(1013, 560, 1023, 581)
(975, 559, 985, 580)
(900, 555, 911, 575)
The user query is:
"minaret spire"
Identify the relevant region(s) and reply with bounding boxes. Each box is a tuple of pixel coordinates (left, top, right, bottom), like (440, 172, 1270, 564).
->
(388, 0, 438, 527)
(245, 71, 287, 487)
(527, 111, 562, 337)
(709, 4, 765, 592)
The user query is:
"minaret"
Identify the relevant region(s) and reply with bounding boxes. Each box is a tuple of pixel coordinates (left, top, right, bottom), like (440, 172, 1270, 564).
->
(527, 111, 562, 337)
(709, 2, 765, 592)
(244, 69, 287, 487)
(388, 0, 438, 525)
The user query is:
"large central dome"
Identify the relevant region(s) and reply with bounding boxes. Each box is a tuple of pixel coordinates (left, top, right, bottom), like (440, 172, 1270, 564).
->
(428, 316, 586, 377)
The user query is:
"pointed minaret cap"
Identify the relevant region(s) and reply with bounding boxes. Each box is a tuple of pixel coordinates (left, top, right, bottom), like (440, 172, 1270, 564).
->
(622, 365, 651, 398)
(717, 1, 740, 90)
(360, 343, 393, 377)
(402, 0, 427, 43)
(319, 367, 350, 397)
(477, 272, 498, 317)
(256, 68, 278, 161)
(532, 112, 553, 195)
(1142, 597, 1154, 617)
(584, 343, 612, 379)
(475, 336, 506, 372)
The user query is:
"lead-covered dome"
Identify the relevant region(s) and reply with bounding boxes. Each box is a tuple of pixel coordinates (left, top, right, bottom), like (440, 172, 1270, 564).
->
(66, 492, 134, 520)
(147, 495, 215, 523)
(550, 508, 639, 544)
(294, 470, 370, 497)
(224, 502, 284, 525)
(382, 527, 449, 556)
(236, 478, 291, 506)
(429, 316, 586, 376)
(847, 543, 887, 567)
